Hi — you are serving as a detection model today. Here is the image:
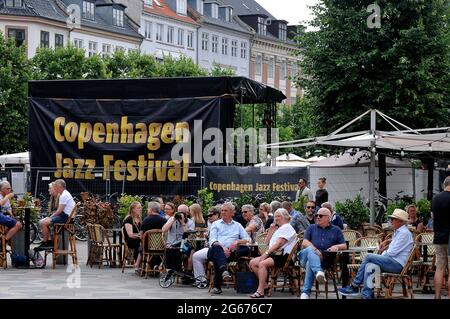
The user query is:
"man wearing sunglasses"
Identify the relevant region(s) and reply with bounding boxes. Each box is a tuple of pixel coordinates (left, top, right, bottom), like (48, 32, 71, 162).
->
(304, 201, 316, 224)
(300, 207, 346, 299)
(339, 208, 413, 299)
(295, 178, 314, 202)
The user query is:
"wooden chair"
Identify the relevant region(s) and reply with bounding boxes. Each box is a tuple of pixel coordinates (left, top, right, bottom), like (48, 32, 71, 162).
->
(121, 227, 137, 273)
(0, 225, 8, 269)
(313, 251, 339, 299)
(343, 229, 362, 248)
(44, 202, 80, 269)
(347, 236, 381, 280)
(362, 223, 383, 237)
(376, 244, 417, 299)
(141, 229, 166, 278)
(267, 239, 301, 297)
(87, 223, 121, 268)
(413, 232, 435, 289)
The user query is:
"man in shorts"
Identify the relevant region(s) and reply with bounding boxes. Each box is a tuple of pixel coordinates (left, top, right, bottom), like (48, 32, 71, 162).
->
(0, 181, 22, 240)
(432, 176, 450, 299)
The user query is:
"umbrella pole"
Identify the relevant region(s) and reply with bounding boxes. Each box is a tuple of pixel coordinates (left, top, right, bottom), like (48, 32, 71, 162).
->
(369, 110, 376, 225)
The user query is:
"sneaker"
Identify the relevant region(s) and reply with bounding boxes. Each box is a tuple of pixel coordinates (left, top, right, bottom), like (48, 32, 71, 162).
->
(315, 271, 326, 283)
(211, 288, 222, 295)
(361, 292, 374, 299)
(300, 293, 310, 299)
(338, 285, 360, 296)
(222, 270, 232, 280)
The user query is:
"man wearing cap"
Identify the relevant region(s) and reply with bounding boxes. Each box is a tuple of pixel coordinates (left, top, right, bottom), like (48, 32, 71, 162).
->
(338, 208, 413, 299)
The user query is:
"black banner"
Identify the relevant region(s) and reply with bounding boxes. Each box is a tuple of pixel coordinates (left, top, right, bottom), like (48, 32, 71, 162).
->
(28, 96, 233, 196)
(204, 166, 308, 200)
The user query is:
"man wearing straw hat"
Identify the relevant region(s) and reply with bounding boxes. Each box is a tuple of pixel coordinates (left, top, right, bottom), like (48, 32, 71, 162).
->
(338, 208, 413, 299)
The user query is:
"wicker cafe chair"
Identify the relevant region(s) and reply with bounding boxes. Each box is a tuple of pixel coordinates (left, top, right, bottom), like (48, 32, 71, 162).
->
(44, 202, 80, 269)
(88, 223, 121, 268)
(343, 230, 362, 248)
(141, 229, 166, 278)
(0, 225, 8, 269)
(413, 232, 436, 289)
(376, 244, 418, 299)
(347, 236, 381, 280)
(267, 239, 301, 297)
(362, 223, 383, 237)
(256, 231, 268, 255)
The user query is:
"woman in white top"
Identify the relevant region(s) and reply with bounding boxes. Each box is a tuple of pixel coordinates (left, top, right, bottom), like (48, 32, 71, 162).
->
(249, 208, 297, 298)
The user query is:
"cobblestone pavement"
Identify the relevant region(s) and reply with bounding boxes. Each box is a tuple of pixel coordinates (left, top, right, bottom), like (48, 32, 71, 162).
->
(0, 242, 437, 299)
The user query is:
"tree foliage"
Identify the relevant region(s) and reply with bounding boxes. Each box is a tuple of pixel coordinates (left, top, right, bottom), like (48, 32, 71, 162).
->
(295, 0, 450, 134)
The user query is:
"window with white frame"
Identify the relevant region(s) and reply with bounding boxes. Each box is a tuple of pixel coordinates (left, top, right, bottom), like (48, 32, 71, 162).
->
(279, 23, 287, 41)
(201, 32, 209, 51)
(113, 9, 124, 27)
(55, 34, 64, 48)
(187, 31, 194, 48)
(176, 0, 187, 15)
(144, 21, 152, 39)
(255, 54, 262, 76)
(102, 44, 111, 57)
(240, 42, 247, 59)
(167, 26, 174, 44)
(257, 17, 266, 36)
(221, 37, 228, 55)
(211, 35, 218, 53)
(82, 1, 95, 20)
(156, 23, 163, 41)
(231, 40, 237, 57)
(280, 60, 286, 80)
(268, 57, 274, 78)
(115, 46, 125, 53)
(74, 38, 83, 49)
(40, 31, 49, 48)
(5, 0, 23, 8)
(88, 41, 97, 57)
(177, 29, 184, 46)
(143, 0, 153, 6)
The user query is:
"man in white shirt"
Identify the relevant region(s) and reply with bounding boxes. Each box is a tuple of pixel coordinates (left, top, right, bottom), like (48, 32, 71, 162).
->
(38, 179, 75, 248)
(0, 181, 22, 241)
(338, 209, 413, 299)
(295, 178, 314, 202)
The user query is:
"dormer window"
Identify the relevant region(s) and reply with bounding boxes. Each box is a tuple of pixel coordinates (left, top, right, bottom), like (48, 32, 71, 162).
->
(211, 3, 218, 19)
(219, 6, 232, 22)
(5, 0, 23, 7)
(258, 17, 267, 36)
(177, 0, 187, 15)
(113, 8, 124, 27)
(82, 1, 95, 20)
(143, 0, 153, 6)
(279, 23, 287, 41)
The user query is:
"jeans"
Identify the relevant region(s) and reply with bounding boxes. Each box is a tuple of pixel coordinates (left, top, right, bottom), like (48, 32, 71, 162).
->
(300, 246, 323, 295)
(352, 253, 403, 297)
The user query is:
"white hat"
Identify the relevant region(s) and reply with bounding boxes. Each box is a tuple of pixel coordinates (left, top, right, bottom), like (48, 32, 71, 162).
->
(388, 208, 409, 222)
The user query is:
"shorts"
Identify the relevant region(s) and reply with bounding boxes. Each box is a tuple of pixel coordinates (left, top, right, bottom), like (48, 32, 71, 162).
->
(270, 254, 289, 267)
(434, 244, 450, 269)
(0, 213, 17, 229)
(50, 213, 69, 225)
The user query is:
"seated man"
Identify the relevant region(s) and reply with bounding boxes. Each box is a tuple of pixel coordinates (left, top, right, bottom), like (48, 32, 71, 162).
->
(338, 209, 413, 299)
(282, 201, 309, 233)
(38, 179, 75, 248)
(192, 202, 250, 295)
(0, 181, 22, 241)
(300, 207, 346, 299)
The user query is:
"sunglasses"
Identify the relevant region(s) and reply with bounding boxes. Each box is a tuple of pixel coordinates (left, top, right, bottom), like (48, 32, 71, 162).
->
(207, 214, 215, 217)
(306, 206, 315, 209)
(315, 214, 327, 218)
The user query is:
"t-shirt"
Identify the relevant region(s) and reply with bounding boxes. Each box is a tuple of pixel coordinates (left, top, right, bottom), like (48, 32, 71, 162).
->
(304, 224, 345, 252)
(0, 194, 11, 214)
(122, 215, 141, 248)
(59, 190, 75, 216)
(141, 214, 167, 233)
(269, 223, 297, 254)
(315, 189, 328, 208)
(432, 191, 450, 244)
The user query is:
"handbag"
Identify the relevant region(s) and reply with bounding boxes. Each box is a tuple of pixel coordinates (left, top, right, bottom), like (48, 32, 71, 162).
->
(235, 272, 258, 294)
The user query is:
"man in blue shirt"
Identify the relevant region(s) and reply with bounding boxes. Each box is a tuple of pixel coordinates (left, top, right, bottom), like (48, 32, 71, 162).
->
(300, 207, 346, 299)
(338, 209, 413, 299)
(207, 202, 250, 295)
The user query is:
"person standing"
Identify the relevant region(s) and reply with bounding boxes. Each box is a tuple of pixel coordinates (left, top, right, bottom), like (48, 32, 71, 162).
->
(315, 177, 329, 209)
(295, 178, 314, 202)
(432, 176, 450, 299)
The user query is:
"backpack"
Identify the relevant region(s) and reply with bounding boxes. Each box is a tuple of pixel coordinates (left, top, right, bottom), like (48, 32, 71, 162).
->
(29, 249, 45, 268)
(11, 252, 27, 268)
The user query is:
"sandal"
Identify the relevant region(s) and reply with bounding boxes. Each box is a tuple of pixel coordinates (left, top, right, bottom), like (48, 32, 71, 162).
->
(250, 291, 264, 298)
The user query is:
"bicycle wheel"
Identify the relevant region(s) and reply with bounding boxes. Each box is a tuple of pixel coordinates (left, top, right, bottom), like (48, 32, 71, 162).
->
(29, 223, 38, 245)
(74, 221, 88, 241)
(159, 272, 175, 288)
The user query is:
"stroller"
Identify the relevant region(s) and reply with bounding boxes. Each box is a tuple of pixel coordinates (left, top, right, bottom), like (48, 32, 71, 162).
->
(159, 230, 208, 289)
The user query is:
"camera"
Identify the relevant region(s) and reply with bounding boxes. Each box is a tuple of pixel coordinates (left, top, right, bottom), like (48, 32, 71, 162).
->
(174, 212, 183, 221)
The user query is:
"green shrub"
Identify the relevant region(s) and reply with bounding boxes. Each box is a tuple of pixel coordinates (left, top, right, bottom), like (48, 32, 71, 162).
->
(117, 193, 144, 220)
(335, 195, 370, 230)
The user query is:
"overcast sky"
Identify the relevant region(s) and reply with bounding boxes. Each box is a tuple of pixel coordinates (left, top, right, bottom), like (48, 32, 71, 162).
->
(255, 0, 319, 26)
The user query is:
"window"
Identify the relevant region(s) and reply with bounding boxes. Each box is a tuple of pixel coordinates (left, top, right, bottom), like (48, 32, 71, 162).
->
(211, 35, 218, 53)
(167, 26, 174, 44)
(55, 34, 64, 48)
(176, 0, 186, 15)
(74, 38, 83, 49)
(240, 42, 247, 59)
(279, 23, 287, 41)
(201, 32, 209, 51)
(82, 1, 95, 20)
(268, 57, 274, 78)
(231, 40, 237, 57)
(177, 29, 184, 46)
(102, 44, 111, 57)
(115, 46, 125, 53)
(113, 9, 124, 27)
(255, 54, 262, 76)
(143, 0, 153, 6)
(7, 28, 25, 47)
(5, 0, 22, 7)
(257, 17, 266, 36)
(156, 24, 163, 41)
(187, 31, 194, 48)
(128, 48, 138, 54)
(291, 62, 298, 78)
(211, 3, 218, 19)
(280, 60, 286, 80)
(88, 41, 97, 57)
(221, 37, 228, 55)
(40, 31, 49, 48)
(144, 21, 152, 39)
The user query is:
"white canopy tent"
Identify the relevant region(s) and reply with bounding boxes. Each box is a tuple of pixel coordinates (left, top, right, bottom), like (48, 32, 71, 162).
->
(262, 109, 450, 224)
(0, 152, 30, 167)
(254, 153, 311, 167)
